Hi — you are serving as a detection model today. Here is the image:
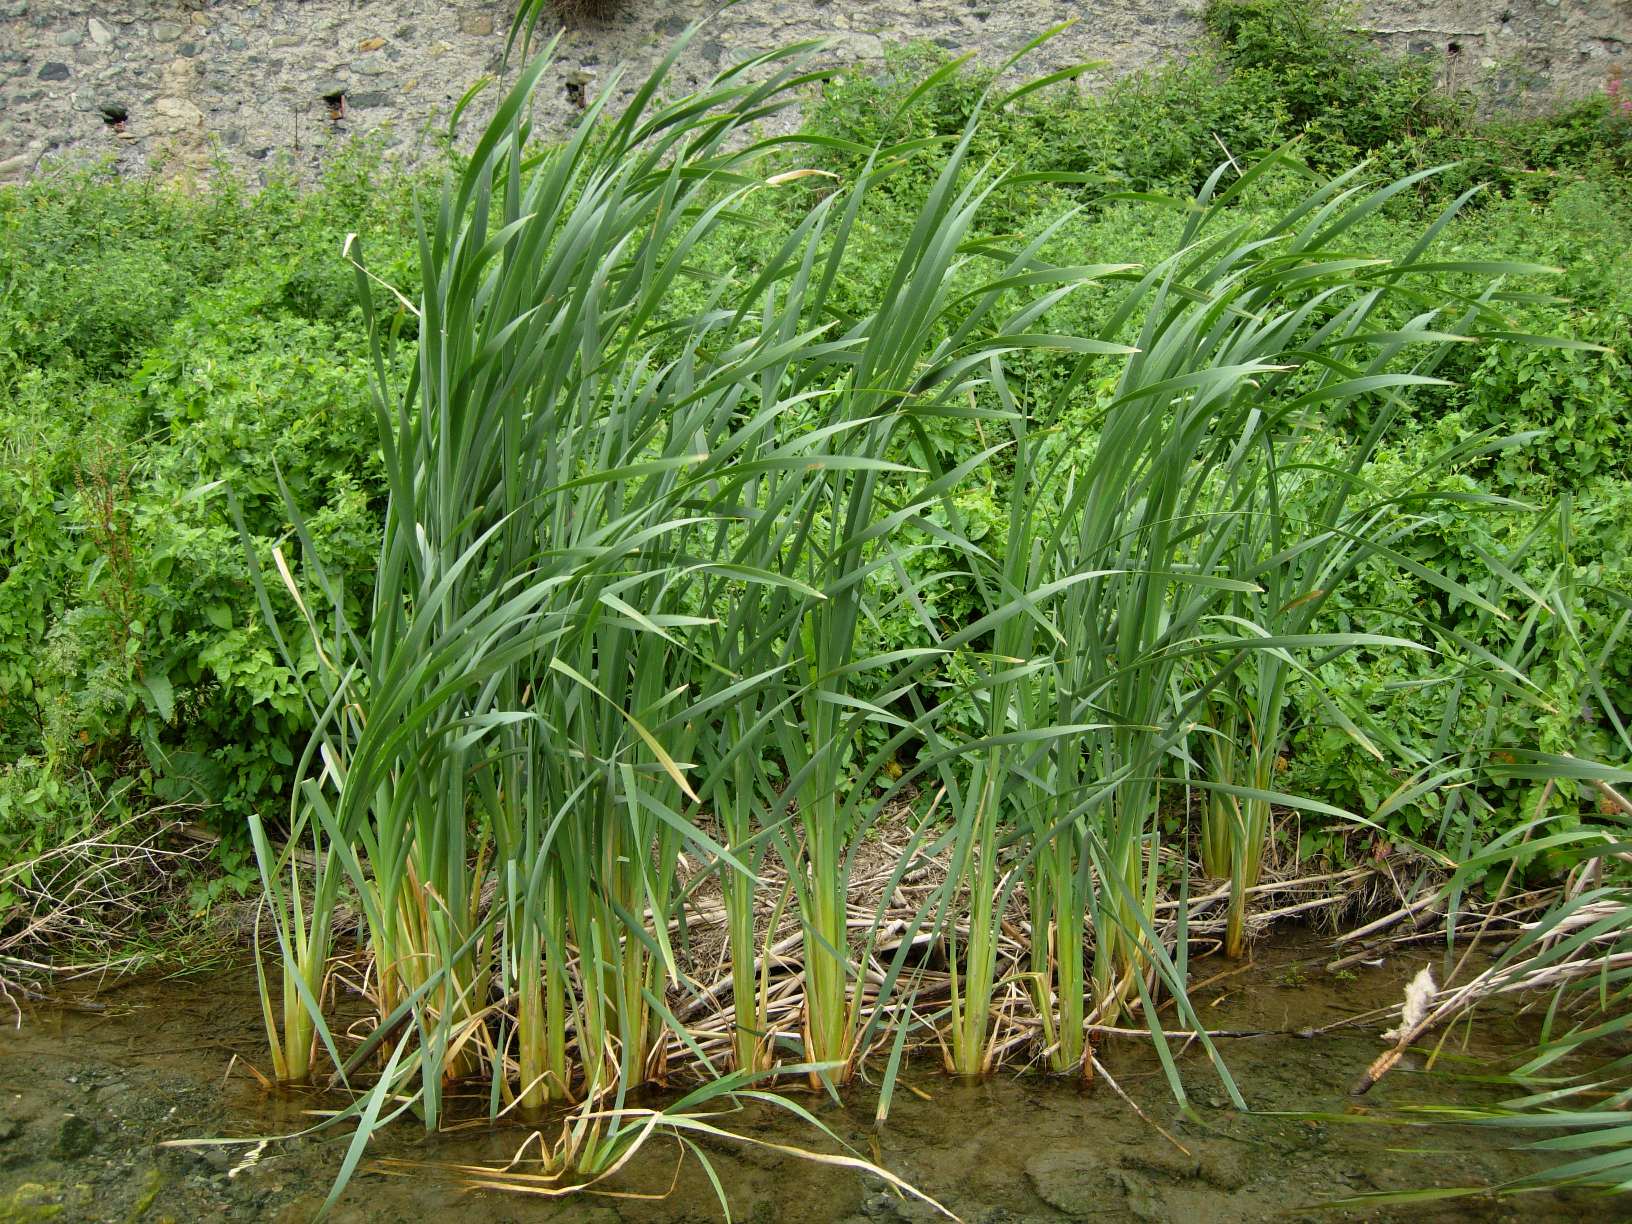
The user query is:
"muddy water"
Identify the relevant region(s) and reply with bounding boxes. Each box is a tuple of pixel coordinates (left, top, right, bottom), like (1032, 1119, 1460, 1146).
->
(0, 932, 1612, 1223)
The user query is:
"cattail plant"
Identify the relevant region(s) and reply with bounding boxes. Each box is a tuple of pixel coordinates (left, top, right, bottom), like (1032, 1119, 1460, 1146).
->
(229, 14, 1578, 1209)
(1187, 167, 1561, 957)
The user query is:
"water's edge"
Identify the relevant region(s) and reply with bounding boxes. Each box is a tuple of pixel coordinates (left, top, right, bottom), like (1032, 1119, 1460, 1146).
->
(0, 931, 1596, 1223)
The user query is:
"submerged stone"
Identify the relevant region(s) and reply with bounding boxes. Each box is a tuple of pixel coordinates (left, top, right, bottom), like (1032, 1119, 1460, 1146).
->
(0, 1182, 63, 1223)
(1024, 1148, 1116, 1217)
(50, 1116, 94, 1161)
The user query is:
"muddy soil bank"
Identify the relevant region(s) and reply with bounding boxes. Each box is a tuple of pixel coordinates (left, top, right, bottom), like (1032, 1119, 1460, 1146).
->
(0, 932, 1618, 1223)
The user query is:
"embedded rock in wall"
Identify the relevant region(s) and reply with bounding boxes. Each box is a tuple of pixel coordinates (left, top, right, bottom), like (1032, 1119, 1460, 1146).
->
(0, 0, 1626, 185)
(1364, 0, 1628, 107)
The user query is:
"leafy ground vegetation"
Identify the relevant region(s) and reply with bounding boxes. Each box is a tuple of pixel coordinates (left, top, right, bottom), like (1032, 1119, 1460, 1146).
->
(1, 0, 1630, 1208)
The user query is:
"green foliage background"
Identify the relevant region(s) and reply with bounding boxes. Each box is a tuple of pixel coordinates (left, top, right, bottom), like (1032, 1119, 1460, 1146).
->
(1, 0, 1628, 893)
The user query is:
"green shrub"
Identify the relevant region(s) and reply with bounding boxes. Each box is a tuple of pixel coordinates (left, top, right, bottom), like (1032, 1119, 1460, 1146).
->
(1205, 0, 1466, 163)
(0, 148, 414, 848)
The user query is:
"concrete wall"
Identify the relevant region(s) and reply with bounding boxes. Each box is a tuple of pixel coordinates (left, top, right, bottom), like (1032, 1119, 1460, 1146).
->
(1, 0, 1627, 184)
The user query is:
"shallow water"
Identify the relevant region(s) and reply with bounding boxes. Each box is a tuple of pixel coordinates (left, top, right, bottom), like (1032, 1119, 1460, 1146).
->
(0, 931, 1615, 1223)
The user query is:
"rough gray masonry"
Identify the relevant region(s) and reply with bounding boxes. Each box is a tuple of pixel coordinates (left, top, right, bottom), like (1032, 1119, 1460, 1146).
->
(1, 0, 1627, 185)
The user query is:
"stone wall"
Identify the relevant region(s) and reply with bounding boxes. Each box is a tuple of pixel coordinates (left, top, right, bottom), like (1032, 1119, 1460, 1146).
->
(1, 0, 1627, 185)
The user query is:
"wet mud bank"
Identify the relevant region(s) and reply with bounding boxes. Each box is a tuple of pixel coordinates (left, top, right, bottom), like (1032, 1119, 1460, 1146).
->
(0, 932, 1610, 1223)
